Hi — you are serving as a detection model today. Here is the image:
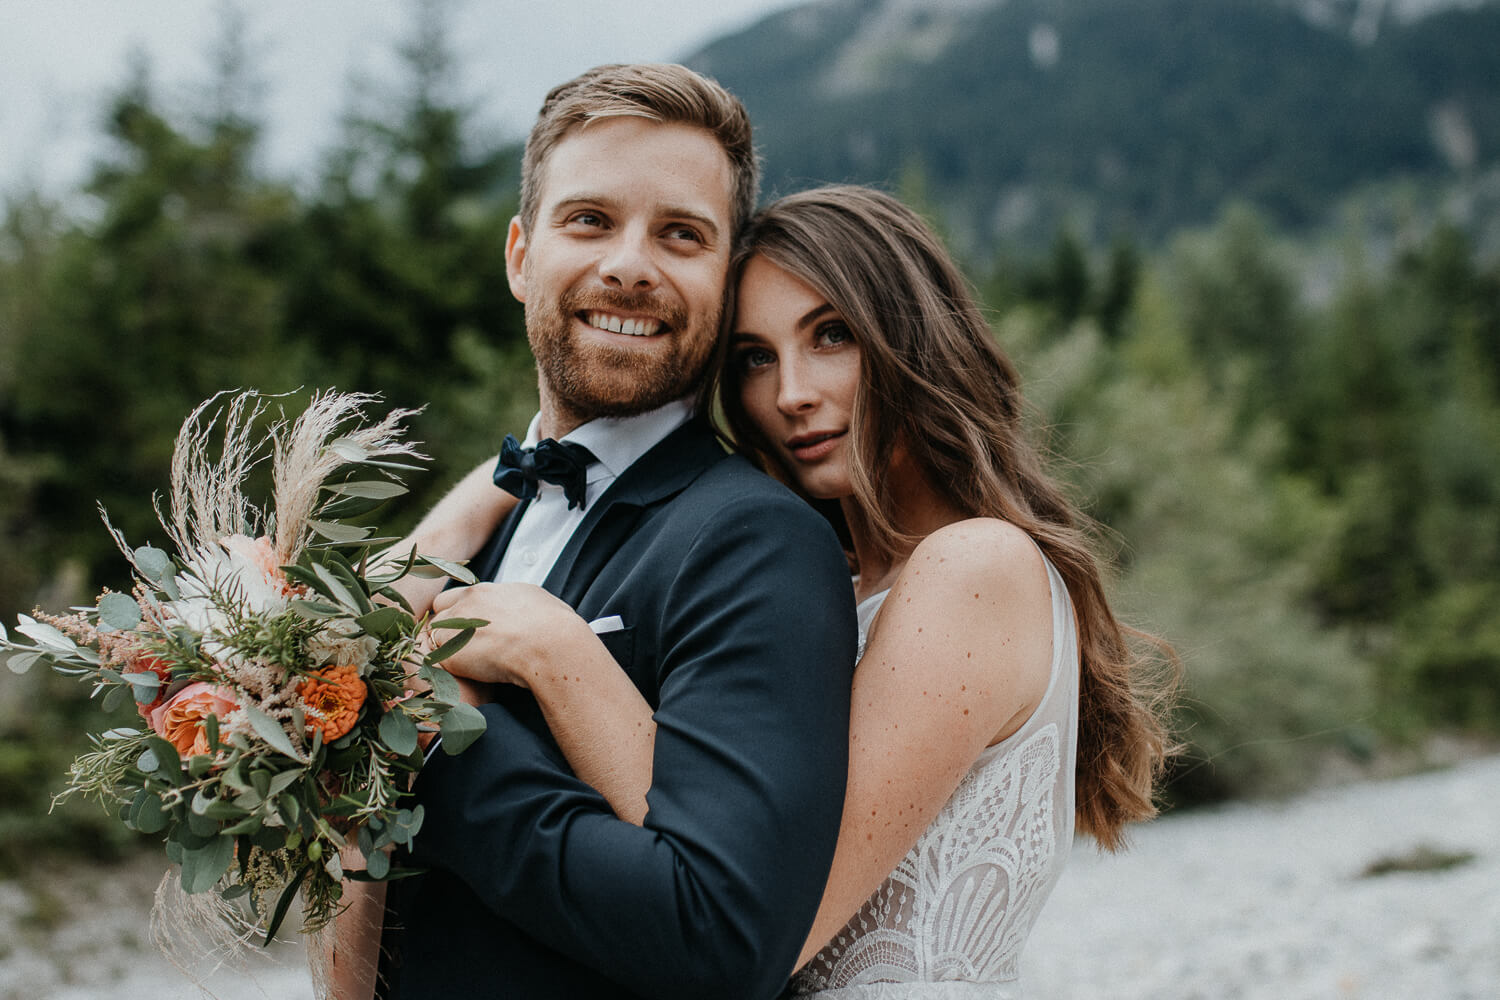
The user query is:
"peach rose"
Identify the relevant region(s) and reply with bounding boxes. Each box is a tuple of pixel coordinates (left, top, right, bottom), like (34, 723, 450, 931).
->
(298, 664, 367, 742)
(149, 682, 239, 758)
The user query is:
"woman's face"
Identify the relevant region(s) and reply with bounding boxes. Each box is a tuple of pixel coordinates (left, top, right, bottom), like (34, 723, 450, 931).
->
(731, 255, 862, 500)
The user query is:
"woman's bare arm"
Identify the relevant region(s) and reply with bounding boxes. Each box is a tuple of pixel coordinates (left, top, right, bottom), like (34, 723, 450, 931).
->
(380, 457, 517, 618)
(790, 520, 1054, 970)
(430, 582, 656, 824)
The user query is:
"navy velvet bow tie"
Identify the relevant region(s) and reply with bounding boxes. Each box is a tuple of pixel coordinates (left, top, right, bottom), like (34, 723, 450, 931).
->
(492, 434, 597, 510)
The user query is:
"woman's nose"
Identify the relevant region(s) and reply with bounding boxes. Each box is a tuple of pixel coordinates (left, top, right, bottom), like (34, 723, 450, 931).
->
(777, 359, 819, 414)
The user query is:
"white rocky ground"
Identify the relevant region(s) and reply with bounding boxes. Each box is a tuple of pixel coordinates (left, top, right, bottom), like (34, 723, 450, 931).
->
(2, 753, 1497, 1000)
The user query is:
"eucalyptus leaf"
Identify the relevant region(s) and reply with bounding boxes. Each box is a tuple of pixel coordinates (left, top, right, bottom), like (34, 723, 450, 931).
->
(138, 748, 161, 773)
(311, 562, 363, 612)
(231, 789, 264, 811)
(379, 711, 419, 756)
(126, 671, 162, 704)
(97, 592, 143, 631)
(419, 664, 462, 704)
(415, 555, 478, 584)
(180, 835, 236, 895)
(242, 704, 306, 763)
(366, 849, 391, 880)
(187, 807, 221, 838)
(6, 651, 41, 675)
(424, 628, 474, 665)
(16, 617, 76, 652)
(134, 546, 174, 583)
(130, 792, 171, 835)
(289, 598, 342, 620)
(327, 480, 407, 500)
(265, 770, 302, 799)
(355, 606, 408, 641)
(328, 439, 370, 462)
(145, 737, 182, 776)
(429, 617, 489, 631)
(323, 554, 374, 613)
(102, 684, 128, 714)
(439, 702, 487, 755)
(308, 519, 373, 544)
(263, 863, 313, 945)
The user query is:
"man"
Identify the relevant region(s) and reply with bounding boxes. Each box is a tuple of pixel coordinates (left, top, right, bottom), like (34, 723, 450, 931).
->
(366, 64, 856, 1000)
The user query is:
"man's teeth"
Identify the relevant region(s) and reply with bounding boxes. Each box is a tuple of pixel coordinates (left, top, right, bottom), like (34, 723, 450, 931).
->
(585, 312, 662, 336)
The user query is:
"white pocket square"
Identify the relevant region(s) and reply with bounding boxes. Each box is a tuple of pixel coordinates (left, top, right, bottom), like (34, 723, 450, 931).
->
(588, 615, 625, 635)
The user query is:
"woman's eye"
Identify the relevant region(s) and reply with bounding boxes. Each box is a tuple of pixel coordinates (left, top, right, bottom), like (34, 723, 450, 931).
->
(737, 347, 774, 372)
(816, 321, 852, 347)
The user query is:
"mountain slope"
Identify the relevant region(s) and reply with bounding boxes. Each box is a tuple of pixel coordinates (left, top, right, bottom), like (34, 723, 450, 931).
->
(687, 0, 1500, 250)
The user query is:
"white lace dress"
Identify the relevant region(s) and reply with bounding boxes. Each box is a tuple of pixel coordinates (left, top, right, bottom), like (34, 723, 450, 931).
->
(787, 555, 1079, 999)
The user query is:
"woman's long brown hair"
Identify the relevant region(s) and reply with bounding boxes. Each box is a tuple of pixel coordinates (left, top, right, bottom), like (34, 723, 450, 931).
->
(718, 185, 1175, 850)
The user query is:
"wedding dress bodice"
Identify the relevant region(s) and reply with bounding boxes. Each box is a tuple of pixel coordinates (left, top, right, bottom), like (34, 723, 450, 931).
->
(787, 555, 1079, 998)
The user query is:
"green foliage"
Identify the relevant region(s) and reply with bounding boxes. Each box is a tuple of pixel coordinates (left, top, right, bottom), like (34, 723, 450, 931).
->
(0, 4, 529, 868)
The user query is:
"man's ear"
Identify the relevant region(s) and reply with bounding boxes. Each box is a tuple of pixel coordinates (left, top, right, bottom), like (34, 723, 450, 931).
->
(505, 217, 528, 302)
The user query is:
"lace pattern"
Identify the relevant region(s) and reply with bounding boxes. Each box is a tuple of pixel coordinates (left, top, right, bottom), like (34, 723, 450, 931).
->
(790, 557, 1078, 997)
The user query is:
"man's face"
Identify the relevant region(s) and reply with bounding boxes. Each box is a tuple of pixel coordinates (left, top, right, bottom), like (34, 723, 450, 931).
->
(506, 117, 735, 433)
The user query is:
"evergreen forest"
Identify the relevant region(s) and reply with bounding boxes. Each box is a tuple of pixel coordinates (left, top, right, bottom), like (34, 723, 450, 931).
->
(1, 2, 1498, 873)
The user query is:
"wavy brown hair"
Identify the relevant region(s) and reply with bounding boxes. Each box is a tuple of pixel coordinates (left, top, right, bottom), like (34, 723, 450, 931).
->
(718, 185, 1174, 850)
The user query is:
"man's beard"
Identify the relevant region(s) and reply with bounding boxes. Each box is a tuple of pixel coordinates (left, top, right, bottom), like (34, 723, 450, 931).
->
(528, 287, 720, 424)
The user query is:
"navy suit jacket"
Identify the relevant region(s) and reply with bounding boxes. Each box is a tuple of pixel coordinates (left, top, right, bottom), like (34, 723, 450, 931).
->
(382, 417, 857, 1000)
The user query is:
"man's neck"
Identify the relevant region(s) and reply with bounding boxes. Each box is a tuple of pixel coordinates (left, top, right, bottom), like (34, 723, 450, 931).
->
(536, 392, 591, 441)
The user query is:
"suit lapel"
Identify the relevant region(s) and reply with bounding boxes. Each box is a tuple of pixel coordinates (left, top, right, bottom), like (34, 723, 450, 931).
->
(543, 418, 726, 606)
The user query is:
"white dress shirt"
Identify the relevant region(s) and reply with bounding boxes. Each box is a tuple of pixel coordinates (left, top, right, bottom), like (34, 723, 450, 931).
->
(493, 397, 694, 586)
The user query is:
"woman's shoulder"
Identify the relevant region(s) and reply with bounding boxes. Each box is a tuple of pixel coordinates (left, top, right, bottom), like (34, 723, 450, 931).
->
(900, 517, 1050, 605)
(867, 518, 1056, 746)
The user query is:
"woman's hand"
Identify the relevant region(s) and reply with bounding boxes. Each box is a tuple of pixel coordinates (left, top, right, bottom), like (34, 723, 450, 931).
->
(426, 582, 658, 825)
(429, 582, 596, 689)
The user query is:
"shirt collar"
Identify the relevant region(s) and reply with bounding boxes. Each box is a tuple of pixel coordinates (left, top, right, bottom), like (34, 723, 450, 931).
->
(521, 397, 694, 482)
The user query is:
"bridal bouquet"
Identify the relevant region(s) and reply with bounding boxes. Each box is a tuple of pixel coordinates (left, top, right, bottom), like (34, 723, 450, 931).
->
(1, 390, 486, 946)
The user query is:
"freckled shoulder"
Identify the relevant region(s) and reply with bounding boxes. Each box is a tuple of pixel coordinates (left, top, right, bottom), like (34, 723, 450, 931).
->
(861, 518, 1056, 754)
(899, 518, 1049, 609)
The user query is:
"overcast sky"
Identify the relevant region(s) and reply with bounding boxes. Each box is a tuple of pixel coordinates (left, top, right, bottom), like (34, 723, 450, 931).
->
(0, 0, 807, 200)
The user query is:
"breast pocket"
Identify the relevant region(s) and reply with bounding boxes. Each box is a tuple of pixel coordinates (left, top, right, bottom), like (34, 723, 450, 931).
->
(595, 626, 635, 672)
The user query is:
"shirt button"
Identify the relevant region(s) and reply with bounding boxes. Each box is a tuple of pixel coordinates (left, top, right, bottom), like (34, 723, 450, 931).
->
(522, 549, 539, 566)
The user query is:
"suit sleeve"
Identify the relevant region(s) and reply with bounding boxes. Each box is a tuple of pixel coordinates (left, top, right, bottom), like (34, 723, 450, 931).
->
(409, 491, 857, 1000)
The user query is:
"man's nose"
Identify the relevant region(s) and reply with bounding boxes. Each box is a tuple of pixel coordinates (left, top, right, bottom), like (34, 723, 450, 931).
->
(599, 226, 661, 291)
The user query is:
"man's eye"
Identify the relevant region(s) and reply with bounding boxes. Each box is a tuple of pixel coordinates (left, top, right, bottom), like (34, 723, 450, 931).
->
(569, 211, 606, 227)
(664, 225, 703, 243)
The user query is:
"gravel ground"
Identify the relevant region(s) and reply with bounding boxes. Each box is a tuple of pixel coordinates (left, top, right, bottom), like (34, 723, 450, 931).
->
(3, 754, 1497, 999)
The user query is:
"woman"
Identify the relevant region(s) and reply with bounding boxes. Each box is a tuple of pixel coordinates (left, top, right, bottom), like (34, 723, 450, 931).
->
(432, 185, 1174, 995)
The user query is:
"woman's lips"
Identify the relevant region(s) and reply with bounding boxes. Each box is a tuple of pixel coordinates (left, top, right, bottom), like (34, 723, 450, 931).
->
(786, 430, 846, 462)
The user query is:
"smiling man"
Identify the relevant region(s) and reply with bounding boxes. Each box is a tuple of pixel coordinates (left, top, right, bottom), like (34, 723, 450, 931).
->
(369, 65, 858, 1000)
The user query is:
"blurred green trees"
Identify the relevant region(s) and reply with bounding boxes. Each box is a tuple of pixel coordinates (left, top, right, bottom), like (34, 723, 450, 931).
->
(1001, 206, 1500, 800)
(1, 7, 1497, 875)
(0, 7, 529, 870)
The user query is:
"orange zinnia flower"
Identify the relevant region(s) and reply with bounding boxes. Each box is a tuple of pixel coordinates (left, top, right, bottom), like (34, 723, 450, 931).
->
(298, 664, 367, 742)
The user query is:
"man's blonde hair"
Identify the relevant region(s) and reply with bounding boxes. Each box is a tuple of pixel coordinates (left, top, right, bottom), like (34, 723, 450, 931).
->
(519, 63, 758, 235)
